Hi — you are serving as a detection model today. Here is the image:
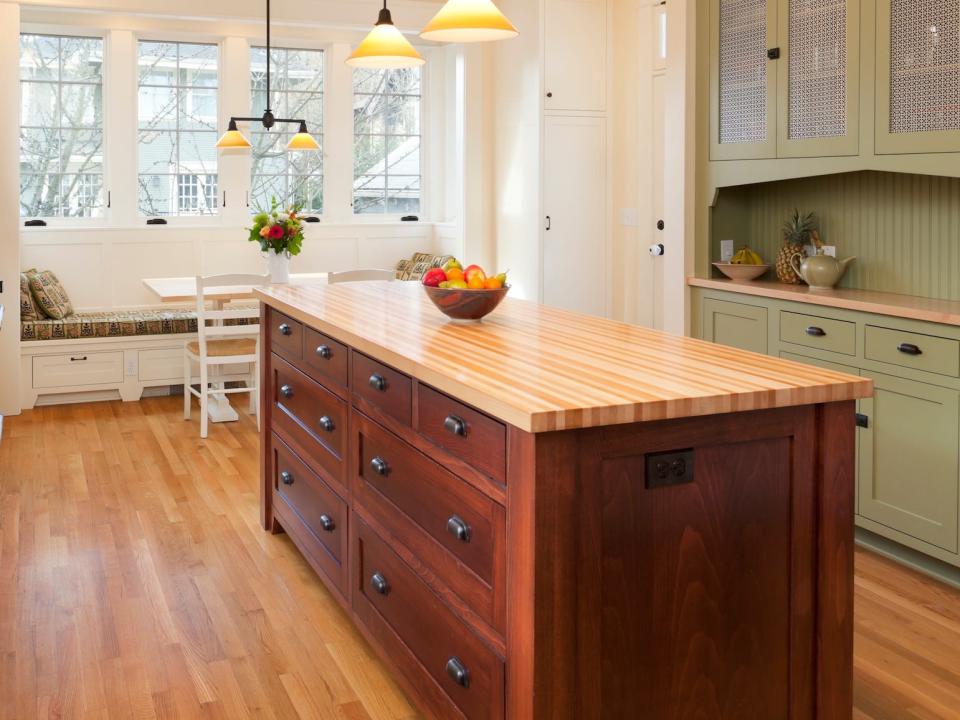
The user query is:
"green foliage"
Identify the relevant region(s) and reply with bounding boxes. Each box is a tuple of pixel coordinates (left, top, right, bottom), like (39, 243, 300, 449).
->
(782, 209, 818, 246)
(248, 196, 305, 257)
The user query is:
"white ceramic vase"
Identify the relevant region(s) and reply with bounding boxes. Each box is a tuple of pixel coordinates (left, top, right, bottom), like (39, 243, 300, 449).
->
(267, 252, 290, 284)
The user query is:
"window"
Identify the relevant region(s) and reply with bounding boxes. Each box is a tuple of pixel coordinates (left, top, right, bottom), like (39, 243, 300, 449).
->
(353, 68, 421, 215)
(20, 34, 104, 219)
(250, 47, 324, 214)
(138, 41, 218, 216)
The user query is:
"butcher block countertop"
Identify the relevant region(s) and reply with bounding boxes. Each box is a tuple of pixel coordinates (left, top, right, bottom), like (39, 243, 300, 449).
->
(255, 282, 872, 433)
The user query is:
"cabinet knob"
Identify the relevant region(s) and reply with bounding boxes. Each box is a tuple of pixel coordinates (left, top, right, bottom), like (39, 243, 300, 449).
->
(767, 47, 780, 60)
(897, 342, 922, 356)
(546, 91, 553, 98)
(369, 374, 387, 392)
(370, 456, 390, 476)
(319, 415, 335, 432)
(280, 471, 294, 485)
(806, 326, 826, 337)
(280, 384, 294, 398)
(316, 344, 332, 359)
(319, 514, 335, 532)
(278, 323, 292, 336)
(370, 572, 390, 596)
(445, 657, 470, 688)
(856, 413, 869, 429)
(446, 515, 471, 543)
(443, 415, 467, 437)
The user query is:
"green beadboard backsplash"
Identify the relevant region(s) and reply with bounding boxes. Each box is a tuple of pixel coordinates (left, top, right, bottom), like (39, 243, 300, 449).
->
(711, 171, 960, 300)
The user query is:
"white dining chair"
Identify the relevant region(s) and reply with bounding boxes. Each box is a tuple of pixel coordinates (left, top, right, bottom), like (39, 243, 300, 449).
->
(327, 269, 395, 283)
(183, 273, 267, 438)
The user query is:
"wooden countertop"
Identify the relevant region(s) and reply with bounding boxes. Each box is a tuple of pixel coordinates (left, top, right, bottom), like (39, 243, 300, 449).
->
(689, 276, 960, 327)
(255, 282, 872, 433)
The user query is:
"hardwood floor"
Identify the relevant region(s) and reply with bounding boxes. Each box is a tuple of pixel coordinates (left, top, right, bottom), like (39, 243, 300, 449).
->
(1, 396, 958, 719)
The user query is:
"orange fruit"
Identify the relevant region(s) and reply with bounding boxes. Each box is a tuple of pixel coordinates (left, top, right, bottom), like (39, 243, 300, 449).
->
(467, 275, 486, 289)
(446, 267, 465, 282)
(484, 276, 503, 289)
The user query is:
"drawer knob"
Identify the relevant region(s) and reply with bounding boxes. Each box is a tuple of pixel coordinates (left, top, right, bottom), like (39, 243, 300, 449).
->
(445, 657, 470, 688)
(319, 415, 335, 432)
(280, 471, 294, 485)
(368, 374, 387, 392)
(319, 514, 335, 532)
(370, 457, 390, 476)
(443, 415, 468, 437)
(446, 515, 471, 543)
(805, 326, 826, 337)
(278, 323, 292, 336)
(280, 384, 294, 398)
(898, 342, 923, 356)
(316, 344, 332, 359)
(370, 572, 390, 595)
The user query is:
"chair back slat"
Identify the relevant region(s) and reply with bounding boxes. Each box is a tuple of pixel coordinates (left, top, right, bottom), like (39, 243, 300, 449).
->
(194, 274, 267, 357)
(327, 269, 395, 284)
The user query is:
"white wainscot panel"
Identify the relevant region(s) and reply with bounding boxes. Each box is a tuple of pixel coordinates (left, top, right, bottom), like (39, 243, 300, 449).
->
(295, 235, 361, 272)
(112, 240, 195, 307)
(21, 242, 108, 310)
(357, 232, 437, 268)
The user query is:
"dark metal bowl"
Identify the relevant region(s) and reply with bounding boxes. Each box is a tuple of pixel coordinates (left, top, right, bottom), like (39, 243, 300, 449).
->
(422, 284, 511, 321)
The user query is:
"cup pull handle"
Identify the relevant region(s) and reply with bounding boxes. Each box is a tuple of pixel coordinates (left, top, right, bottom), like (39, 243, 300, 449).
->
(898, 343, 922, 356)
(805, 326, 826, 337)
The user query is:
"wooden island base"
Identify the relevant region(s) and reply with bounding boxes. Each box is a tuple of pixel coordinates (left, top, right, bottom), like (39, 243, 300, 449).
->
(255, 282, 869, 719)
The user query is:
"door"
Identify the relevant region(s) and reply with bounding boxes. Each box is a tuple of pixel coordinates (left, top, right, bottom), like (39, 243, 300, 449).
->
(859, 371, 960, 553)
(876, 0, 960, 154)
(777, 0, 860, 157)
(710, 0, 779, 160)
(542, 115, 608, 317)
(544, 0, 607, 112)
(701, 298, 768, 354)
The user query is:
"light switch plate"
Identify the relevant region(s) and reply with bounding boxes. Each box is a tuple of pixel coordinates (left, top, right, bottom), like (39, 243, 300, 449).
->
(619, 208, 639, 227)
(720, 240, 734, 262)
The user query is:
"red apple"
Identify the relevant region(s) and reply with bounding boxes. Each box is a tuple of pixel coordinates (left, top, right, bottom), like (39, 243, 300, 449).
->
(422, 268, 447, 287)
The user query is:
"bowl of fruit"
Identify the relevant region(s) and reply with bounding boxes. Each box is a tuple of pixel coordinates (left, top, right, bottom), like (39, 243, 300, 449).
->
(421, 259, 510, 321)
(713, 247, 770, 282)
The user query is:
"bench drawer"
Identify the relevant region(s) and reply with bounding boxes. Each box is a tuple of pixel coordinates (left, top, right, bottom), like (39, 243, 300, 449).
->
(865, 325, 960, 378)
(352, 352, 412, 425)
(353, 518, 504, 720)
(780, 312, 856, 356)
(33, 351, 123, 389)
(269, 308, 302, 363)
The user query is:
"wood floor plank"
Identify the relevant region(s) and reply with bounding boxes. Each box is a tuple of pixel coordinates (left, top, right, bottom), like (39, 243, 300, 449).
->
(2, 396, 959, 718)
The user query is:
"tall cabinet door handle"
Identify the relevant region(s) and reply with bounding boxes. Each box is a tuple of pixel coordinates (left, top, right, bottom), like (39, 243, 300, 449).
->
(545, 215, 551, 231)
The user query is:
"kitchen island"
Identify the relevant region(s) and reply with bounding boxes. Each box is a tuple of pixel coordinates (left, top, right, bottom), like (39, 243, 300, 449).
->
(254, 281, 872, 720)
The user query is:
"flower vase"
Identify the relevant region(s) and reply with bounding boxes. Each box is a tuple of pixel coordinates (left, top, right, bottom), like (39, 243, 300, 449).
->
(267, 253, 290, 284)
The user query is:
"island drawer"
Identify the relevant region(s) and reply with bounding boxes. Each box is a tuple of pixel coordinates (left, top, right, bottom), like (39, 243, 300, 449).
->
(865, 325, 959, 378)
(353, 518, 504, 720)
(780, 311, 856, 356)
(352, 352, 412, 425)
(272, 355, 347, 489)
(269, 308, 302, 363)
(301, 327, 349, 392)
(416, 384, 507, 483)
(272, 434, 347, 593)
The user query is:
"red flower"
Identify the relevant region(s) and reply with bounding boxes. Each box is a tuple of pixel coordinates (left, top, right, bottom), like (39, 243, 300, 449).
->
(268, 225, 284, 240)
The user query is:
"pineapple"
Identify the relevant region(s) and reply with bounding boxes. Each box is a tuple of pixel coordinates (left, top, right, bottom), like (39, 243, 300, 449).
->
(776, 209, 817, 284)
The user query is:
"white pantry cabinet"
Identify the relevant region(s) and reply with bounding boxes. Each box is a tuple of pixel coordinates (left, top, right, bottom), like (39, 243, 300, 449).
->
(544, 0, 608, 113)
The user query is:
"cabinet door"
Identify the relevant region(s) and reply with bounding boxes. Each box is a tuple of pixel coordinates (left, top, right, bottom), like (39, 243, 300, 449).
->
(859, 371, 959, 553)
(710, 0, 779, 160)
(777, 0, 860, 157)
(701, 298, 768, 354)
(542, 116, 608, 317)
(877, 0, 960, 154)
(544, 0, 607, 112)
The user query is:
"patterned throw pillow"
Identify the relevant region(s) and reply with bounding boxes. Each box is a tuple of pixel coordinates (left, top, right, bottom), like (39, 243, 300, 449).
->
(28, 270, 74, 320)
(20, 271, 42, 321)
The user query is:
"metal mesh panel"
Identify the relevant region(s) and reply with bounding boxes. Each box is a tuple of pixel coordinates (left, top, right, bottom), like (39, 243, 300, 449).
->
(788, 0, 847, 139)
(890, 0, 960, 134)
(719, 0, 768, 144)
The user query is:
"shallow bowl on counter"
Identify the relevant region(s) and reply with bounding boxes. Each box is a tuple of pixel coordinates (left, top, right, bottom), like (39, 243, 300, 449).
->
(422, 284, 511, 321)
(712, 262, 770, 282)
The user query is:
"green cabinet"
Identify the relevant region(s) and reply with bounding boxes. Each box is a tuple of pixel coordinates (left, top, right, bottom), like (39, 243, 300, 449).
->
(858, 371, 960, 553)
(702, 298, 768, 354)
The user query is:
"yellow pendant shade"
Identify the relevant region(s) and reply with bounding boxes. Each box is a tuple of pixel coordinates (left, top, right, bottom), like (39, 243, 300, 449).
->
(347, 6, 426, 68)
(419, 0, 518, 42)
(216, 120, 252, 149)
(287, 122, 320, 151)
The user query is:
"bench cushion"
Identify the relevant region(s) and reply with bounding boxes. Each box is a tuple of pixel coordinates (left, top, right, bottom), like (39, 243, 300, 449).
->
(22, 309, 200, 341)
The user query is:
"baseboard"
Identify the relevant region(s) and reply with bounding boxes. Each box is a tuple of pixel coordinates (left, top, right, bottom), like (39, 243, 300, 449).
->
(856, 527, 960, 590)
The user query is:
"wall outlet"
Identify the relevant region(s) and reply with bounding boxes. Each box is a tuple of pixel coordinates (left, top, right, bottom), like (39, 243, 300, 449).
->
(125, 356, 138, 377)
(720, 239, 734, 262)
(822, 245, 837, 257)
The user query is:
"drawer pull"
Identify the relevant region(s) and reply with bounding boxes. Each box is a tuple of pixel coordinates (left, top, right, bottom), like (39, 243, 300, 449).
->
(897, 342, 923, 356)
(443, 415, 468, 437)
(280, 471, 294, 485)
(445, 657, 470, 688)
(319, 514, 335, 532)
(280, 384, 294, 398)
(856, 413, 869, 429)
(370, 457, 390, 476)
(319, 415, 335, 432)
(368, 374, 387, 392)
(446, 515, 471, 543)
(316, 344, 332, 359)
(370, 572, 390, 596)
(278, 323, 292, 336)
(69, 355, 88, 362)
(805, 326, 826, 337)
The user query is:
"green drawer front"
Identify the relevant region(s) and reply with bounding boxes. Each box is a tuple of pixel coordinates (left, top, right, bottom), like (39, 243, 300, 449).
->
(865, 325, 960, 378)
(780, 311, 856, 356)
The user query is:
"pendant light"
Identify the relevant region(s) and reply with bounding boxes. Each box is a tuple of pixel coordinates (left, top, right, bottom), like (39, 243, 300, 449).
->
(420, 0, 518, 43)
(216, 0, 319, 151)
(347, 0, 426, 69)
